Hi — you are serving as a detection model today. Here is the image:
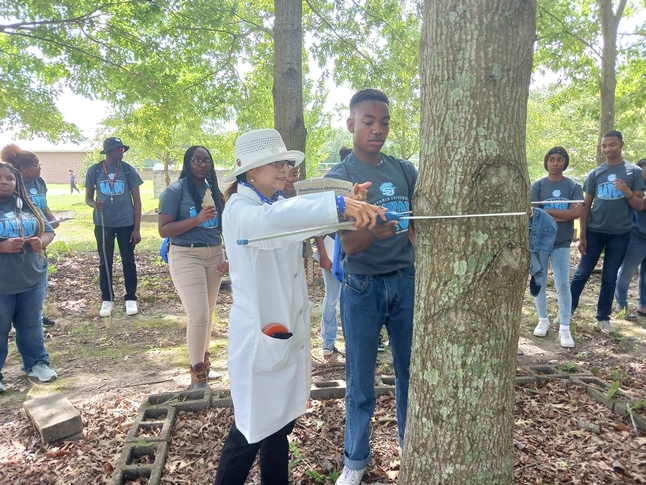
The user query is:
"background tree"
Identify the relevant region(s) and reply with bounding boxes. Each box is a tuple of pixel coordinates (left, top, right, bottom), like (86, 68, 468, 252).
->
(400, 1, 535, 483)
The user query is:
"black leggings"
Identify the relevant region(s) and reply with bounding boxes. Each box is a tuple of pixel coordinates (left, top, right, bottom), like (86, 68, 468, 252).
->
(214, 419, 295, 485)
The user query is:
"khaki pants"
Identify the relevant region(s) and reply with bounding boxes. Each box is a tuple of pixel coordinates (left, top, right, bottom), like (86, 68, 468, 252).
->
(169, 244, 225, 366)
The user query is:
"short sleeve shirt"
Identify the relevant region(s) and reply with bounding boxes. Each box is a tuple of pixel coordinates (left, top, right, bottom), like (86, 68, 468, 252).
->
(24, 178, 48, 211)
(86, 161, 144, 227)
(531, 177, 583, 248)
(158, 178, 222, 247)
(583, 161, 645, 234)
(325, 153, 417, 275)
(0, 200, 54, 295)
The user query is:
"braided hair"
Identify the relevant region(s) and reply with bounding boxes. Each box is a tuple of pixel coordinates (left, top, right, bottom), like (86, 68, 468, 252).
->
(0, 162, 45, 238)
(179, 146, 225, 219)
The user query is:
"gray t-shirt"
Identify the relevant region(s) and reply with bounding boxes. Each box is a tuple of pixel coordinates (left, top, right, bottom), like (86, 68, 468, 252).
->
(86, 161, 144, 227)
(583, 161, 645, 234)
(158, 178, 222, 247)
(24, 178, 48, 211)
(531, 177, 583, 249)
(325, 153, 417, 275)
(0, 201, 54, 295)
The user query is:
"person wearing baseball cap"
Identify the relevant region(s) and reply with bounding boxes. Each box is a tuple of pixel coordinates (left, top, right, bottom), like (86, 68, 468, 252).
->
(85, 136, 143, 318)
(214, 129, 385, 485)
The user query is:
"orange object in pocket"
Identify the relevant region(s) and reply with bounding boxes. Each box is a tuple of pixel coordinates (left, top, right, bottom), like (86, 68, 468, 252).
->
(262, 323, 289, 337)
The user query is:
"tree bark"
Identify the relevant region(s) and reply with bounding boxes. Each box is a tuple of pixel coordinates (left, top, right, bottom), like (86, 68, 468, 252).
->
(596, 0, 627, 165)
(400, 2, 535, 484)
(273, 0, 307, 178)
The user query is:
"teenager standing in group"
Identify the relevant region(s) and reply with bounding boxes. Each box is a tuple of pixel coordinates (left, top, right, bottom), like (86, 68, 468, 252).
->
(530, 147, 583, 347)
(571, 131, 645, 333)
(158, 146, 228, 390)
(214, 129, 384, 485)
(325, 89, 417, 485)
(85, 137, 143, 318)
(0, 163, 57, 393)
(2, 144, 60, 327)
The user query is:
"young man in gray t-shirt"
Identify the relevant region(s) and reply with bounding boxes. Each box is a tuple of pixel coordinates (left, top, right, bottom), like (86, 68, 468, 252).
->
(325, 89, 417, 485)
(85, 137, 143, 318)
(570, 131, 645, 333)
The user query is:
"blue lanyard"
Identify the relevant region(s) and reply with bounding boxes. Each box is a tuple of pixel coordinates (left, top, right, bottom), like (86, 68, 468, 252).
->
(240, 181, 280, 205)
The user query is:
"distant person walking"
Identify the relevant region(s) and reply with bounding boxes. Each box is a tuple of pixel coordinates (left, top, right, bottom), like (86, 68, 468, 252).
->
(85, 137, 143, 318)
(69, 170, 80, 194)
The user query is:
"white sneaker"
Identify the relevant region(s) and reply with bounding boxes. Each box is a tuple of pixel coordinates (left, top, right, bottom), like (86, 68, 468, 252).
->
(207, 369, 223, 380)
(0, 381, 5, 393)
(27, 362, 57, 382)
(559, 327, 575, 348)
(336, 466, 365, 485)
(533, 318, 550, 337)
(99, 301, 114, 317)
(125, 300, 138, 316)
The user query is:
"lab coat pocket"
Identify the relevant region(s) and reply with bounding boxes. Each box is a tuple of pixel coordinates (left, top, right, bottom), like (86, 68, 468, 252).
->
(253, 332, 294, 373)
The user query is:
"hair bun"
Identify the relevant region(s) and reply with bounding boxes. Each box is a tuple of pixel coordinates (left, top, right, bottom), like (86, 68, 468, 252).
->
(0, 144, 22, 164)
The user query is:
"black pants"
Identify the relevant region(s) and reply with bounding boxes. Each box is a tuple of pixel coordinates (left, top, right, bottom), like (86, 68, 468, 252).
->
(70, 182, 80, 194)
(214, 419, 295, 485)
(94, 225, 137, 302)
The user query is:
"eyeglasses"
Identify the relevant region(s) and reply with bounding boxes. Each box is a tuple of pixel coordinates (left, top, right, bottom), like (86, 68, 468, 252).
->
(191, 158, 213, 166)
(30, 163, 42, 169)
(269, 160, 296, 169)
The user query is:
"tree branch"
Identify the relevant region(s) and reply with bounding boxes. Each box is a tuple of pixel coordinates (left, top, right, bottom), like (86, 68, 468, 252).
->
(538, 4, 602, 59)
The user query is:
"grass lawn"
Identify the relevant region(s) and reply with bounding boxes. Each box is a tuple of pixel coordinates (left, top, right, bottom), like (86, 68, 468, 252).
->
(45, 180, 162, 252)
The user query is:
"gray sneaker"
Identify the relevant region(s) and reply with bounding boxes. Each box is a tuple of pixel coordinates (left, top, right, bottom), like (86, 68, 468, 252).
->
(27, 362, 58, 382)
(597, 320, 615, 334)
(0, 381, 5, 393)
(322, 343, 334, 356)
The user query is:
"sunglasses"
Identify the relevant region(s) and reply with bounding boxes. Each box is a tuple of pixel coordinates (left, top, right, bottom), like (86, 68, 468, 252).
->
(191, 158, 213, 166)
(269, 160, 296, 169)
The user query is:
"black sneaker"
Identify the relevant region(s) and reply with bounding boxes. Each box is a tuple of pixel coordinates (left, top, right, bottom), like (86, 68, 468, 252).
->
(42, 317, 56, 327)
(377, 335, 386, 352)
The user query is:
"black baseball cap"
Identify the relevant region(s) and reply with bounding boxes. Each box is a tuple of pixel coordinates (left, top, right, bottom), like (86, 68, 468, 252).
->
(100, 137, 130, 154)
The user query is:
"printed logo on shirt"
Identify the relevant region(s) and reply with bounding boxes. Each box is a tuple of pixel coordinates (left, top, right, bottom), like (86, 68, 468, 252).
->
(28, 187, 46, 210)
(0, 211, 38, 238)
(380, 182, 396, 197)
(189, 206, 219, 228)
(597, 173, 625, 200)
(99, 173, 125, 195)
(542, 188, 569, 211)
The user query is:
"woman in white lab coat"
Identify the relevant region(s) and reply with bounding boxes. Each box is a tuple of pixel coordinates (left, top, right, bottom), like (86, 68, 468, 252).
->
(215, 129, 383, 485)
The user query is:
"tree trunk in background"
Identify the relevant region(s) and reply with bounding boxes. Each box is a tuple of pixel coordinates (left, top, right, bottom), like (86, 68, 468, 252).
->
(596, 0, 627, 165)
(273, 0, 307, 179)
(399, 1, 535, 484)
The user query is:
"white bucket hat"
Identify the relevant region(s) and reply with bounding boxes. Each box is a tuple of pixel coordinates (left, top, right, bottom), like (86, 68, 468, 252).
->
(224, 129, 305, 182)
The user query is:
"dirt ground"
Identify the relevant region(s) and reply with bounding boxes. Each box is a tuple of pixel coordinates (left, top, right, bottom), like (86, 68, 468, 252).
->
(1, 250, 645, 484)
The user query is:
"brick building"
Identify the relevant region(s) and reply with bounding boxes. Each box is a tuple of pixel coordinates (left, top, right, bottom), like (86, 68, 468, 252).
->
(33, 148, 88, 184)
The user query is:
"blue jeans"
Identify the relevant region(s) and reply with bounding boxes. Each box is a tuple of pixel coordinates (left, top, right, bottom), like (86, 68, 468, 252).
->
(571, 229, 631, 321)
(615, 230, 646, 309)
(321, 268, 342, 346)
(0, 277, 50, 382)
(533, 247, 572, 327)
(340, 265, 414, 470)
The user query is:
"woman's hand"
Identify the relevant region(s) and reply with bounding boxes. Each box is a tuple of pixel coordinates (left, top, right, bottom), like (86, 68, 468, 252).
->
(343, 198, 386, 229)
(350, 182, 371, 201)
(24, 237, 43, 252)
(0, 238, 25, 253)
(216, 259, 229, 276)
(196, 207, 217, 224)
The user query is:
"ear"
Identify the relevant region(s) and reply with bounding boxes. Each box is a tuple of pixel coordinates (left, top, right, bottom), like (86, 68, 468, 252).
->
(347, 117, 355, 134)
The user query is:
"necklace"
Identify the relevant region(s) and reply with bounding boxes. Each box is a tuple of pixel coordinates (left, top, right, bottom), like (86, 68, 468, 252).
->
(102, 161, 120, 203)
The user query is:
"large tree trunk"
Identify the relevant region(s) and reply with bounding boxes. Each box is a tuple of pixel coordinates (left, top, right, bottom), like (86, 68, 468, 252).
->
(596, 0, 627, 165)
(273, 0, 307, 178)
(400, 2, 535, 484)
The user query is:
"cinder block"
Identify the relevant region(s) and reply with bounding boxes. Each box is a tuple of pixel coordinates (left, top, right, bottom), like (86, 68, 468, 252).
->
(126, 406, 176, 443)
(23, 392, 83, 444)
(144, 388, 212, 412)
(310, 380, 346, 400)
(211, 390, 233, 408)
(112, 441, 167, 485)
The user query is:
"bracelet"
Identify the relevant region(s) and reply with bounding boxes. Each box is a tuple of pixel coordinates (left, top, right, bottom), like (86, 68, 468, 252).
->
(335, 195, 346, 220)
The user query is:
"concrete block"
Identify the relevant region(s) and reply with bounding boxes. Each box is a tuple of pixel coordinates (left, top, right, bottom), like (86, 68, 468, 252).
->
(126, 406, 176, 443)
(23, 392, 83, 444)
(144, 387, 212, 412)
(112, 441, 168, 485)
(310, 380, 346, 400)
(211, 390, 233, 408)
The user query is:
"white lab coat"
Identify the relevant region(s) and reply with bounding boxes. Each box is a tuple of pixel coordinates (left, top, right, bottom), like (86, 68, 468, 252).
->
(222, 184, 339, 443)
